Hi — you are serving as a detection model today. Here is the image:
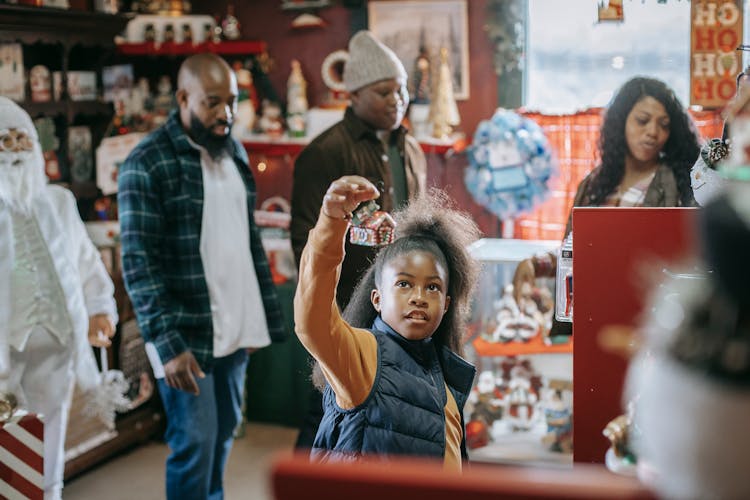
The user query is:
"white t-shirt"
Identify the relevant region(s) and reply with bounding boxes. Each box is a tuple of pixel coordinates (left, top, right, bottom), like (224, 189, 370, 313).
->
(146, 143, 270, 377)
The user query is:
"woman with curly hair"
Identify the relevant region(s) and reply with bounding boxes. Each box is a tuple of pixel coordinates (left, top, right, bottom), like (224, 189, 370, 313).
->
(514, 77, 700, 305)
(572, 76, 699, 219)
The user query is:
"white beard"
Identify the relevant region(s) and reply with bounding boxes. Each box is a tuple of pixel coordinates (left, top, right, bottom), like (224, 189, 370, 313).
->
(0, 148, 46, 216)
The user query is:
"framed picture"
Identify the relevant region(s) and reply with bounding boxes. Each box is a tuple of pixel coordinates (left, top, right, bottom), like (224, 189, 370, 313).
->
(102, 64, 134, 103)
(95, 132, 146, 195)
(368, 0, 469, 100)
(0, 43, 25, 102)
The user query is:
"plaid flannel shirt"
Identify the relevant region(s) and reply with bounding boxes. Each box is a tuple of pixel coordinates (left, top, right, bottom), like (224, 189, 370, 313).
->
(118, 111, 286, 370)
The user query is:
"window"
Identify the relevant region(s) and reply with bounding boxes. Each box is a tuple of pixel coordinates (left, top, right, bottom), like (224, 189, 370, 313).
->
(525, 0, 692, 113)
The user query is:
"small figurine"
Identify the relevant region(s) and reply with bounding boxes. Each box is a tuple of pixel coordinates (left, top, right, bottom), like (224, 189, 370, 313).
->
(203, 22, 213, 43)
(428, 47, 460, 139)
(489, 284, 546, 343)
(467, 371, 504, 429)
(541, 388, 573, 453)
(349, 200, 396, 247)
(598, 0, 624, 23)
(257, 99, 284, 137)
(144, 23, 157, 43)
(153, 75, 175, 123)
(128, 77, 149, 117)
(504, 369, 538, 432)
(221, 4, 241, 40)
(182, 23, 193, 44)
(163, 24, 175, 44)
(286, 59, 308, 138)
(232, 62, 256, 139)
(33, 116, 61, 181)
(411, 43, 431, 104)
(603, 402, 638, 476)
(691, 138, 727, 206)
(29, 65, 51, 103)
(68, 126, 93, 182)
(211, 21, 223, 44)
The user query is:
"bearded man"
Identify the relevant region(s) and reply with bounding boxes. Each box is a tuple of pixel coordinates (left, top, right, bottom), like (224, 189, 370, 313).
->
(0, 96, 117, 500)
(118, 53, 286, 500)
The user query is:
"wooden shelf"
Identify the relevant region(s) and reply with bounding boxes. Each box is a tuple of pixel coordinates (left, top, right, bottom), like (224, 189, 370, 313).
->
(241, 134, 464, 157)
(69, 100, 114, 116)
(20, 100, 113, 120)
(281, 0, 331, 10)
(0, 4, 130, 46)
(70, 180, 100, 199)
(21, 100, 67, 117)
(472, 334, 573, 356)
(242, 136, 308, 157)
(116, 39, 267, 57)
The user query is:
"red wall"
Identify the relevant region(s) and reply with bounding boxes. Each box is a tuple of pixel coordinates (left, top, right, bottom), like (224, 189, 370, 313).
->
(198, 1, 498, 136)
(195, 0, 502, 236)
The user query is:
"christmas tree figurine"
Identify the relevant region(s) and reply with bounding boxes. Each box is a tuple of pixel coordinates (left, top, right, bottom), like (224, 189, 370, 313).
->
(410, 28, 431, 104)
(428, 47, 460, 140)
(286, 59, 308, 138)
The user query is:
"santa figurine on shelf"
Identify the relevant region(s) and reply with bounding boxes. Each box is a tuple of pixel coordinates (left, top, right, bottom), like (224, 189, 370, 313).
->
(467, 371, 504, 434)
(0, 97, 122, 500)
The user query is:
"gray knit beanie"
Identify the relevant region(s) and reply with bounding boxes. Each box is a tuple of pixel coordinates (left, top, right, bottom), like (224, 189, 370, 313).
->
(343, 30, 407, 92)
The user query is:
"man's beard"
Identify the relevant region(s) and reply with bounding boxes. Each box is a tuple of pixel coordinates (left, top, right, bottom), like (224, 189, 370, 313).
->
(0, 149, 46, 216)
(188, 112, 234, 159)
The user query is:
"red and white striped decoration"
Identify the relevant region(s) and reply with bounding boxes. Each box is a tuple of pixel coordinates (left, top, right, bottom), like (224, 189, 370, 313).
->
(0, 411, 44, 500)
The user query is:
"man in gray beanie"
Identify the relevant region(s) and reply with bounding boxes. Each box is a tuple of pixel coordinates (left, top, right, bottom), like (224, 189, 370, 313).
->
(290, 29, 427, 447)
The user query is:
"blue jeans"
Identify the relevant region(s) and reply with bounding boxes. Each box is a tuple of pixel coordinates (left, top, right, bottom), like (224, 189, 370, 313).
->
(157, 349, 248, 500)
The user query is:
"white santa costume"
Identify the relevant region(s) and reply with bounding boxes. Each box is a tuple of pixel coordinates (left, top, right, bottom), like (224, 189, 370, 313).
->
(0, 97, 117, 500)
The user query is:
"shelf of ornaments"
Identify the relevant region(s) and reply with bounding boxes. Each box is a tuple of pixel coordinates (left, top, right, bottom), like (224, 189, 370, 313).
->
(115, 39, 267, 57)
(238, 131, 466, 158)
(68, 180, 99, 200)
(470, 332, 573, 357)
(21, 99, 113, 119)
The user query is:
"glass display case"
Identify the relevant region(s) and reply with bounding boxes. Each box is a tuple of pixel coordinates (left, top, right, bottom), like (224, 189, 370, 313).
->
(463, 238, 574, 467)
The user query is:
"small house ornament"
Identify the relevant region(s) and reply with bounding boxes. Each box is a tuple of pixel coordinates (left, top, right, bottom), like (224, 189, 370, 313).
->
(349, 200, 396, 247)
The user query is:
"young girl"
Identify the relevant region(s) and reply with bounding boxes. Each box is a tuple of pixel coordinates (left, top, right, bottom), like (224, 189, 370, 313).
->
(294, 175, 480, 469)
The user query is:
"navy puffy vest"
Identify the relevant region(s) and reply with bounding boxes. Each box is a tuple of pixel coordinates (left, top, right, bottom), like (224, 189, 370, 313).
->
(311, 316, 476, 462)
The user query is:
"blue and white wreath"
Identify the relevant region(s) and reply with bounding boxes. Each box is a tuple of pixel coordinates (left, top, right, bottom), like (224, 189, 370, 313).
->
(464, 109, 555, 220)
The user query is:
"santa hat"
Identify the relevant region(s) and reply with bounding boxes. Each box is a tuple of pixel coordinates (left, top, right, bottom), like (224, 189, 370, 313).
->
(343, 30, 407, 92)
(0, 97, 38, 139)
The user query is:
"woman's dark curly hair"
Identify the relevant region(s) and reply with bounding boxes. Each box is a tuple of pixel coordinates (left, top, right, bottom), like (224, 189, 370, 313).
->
(343, 188, 481, 356)
(587, 77, 699, 206)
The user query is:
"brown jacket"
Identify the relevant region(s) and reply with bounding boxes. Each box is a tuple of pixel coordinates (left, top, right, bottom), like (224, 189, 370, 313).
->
(290, 107, 427, 308)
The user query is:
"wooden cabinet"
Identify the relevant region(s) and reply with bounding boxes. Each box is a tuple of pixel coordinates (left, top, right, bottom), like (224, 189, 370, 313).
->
(0, 4, 131, 217)
(110, 38, 268, 111)
(0, 4, 165, 480)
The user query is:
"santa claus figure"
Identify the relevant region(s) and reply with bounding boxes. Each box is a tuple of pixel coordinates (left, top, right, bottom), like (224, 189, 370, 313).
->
(0, 97, 118, 499)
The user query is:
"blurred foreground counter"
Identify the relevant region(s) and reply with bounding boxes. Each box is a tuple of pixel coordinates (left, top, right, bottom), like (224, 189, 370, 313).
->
(271, 452, 656, 500)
